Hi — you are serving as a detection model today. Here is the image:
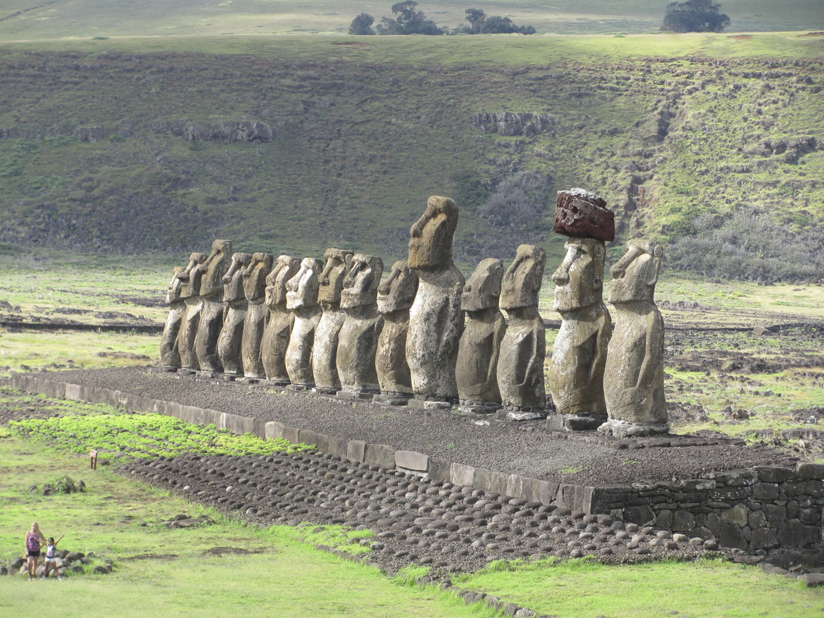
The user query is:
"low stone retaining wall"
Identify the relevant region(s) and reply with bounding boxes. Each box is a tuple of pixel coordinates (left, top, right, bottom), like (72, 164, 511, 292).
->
(9, 373, 823, 552)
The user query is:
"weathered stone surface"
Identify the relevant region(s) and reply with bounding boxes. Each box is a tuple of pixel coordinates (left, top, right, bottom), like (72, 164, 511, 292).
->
(264, 421, 286, 440)
(498, 245, 546, 411)
(176, 252, 207, 370)
(719, 523, 747, 550)
(375, 261, 418, 398)
(261, 255, 300, 383)
(624, 505, 655, 525)
(721, 504, 748, 527)
(755, 466, 795, 483)
(797, 462, 824, 480)
(238, 253, 272, 379)
(195, 239, 233, 372)
(347, 439, 367, 464)
(553, 188, 615, 242)
(313, 249, 354, 393)
(216, 252, 252, 376)
(549, 238, 611, 424)
(407, 196, 465, 402)
(395, 450, 429, 472)
(600, 240, 667, 437)
(456, 258, 505, 406)
(778, 519, 820, 547)
(161, 255, 203, 370)
(365, 443, 396, 470)
(451, 463, 476, 487)
(428, 457, 451, 484)
(750, 527, 779, 549)
(337, 254, 384, 396)
(285, 258, 324, 388)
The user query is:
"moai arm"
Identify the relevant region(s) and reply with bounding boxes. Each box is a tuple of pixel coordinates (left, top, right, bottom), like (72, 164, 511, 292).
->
(487, 311, 507, 388)
(438, 279, 465, 362)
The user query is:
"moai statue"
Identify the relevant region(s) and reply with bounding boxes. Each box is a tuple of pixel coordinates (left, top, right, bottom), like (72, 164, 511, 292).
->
(176, 252, 207, 373)
(160, 254, 202, 371)
(216, 252, 252, 378)
(497, 244, 547, 420)
(312, 249, 354, 394)
(261, 255, 300, 385)
(194, 239, 233, 374)
(599, 240, 668, 438)
(241, 252, 273, 380)
(456, 258, 506, 414)
(547, 189, 616, 431)
(406, 196, 465, 409)
(336, 254, 384, 399)
(374, 261, 419, 406)
(284, 258, 323, 390)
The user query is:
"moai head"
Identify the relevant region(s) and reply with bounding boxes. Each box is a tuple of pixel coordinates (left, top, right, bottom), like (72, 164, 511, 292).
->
(552, 238, 606, 313)
(222, 253, 252, 302)
(286, 258, 323, 310)
(500, 244, 547, 311)
(609, 240, 664, 305)
(340, 254, 384, 310)
(377, 261, 419, 315)
(223, 253, 252, 285)
(179, 252, 207, 298)
(408, 196, 459, 271)
(317, 248, 354, 305)
(266, 255, 300, 306)
(243, 252, 273, 301)
(461, 258, 504, 312)
(201, 239, 233, 293)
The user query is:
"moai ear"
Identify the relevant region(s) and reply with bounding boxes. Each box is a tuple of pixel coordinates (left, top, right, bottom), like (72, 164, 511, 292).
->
(646, 245, 664, 287)
(593, 244, 605, 287)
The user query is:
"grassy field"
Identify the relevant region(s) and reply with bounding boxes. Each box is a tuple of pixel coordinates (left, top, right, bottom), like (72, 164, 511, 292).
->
(1, 0, 822, 40)
(2, 398, 823, 618)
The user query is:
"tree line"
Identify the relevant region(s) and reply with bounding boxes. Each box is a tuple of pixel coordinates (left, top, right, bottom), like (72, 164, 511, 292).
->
(349, 2, 536, 36)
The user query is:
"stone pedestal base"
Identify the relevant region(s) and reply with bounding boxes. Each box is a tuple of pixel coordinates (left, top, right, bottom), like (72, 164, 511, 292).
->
(287, 383, 313, 392)
(222, 372, 241, 382)
(197, 370, 221, 379)
(266, 379, 291, 388)
(547, 414, 604, 432)
(505, 407, 546, 421)
(336, 387, 378, 401)
(312, 386, 340, 396)
(243, 377, 261, 384)
(373, 392, 412, 406)
(597, 419, 669, 438)
(177, 368, 198, 377)
(407, 397, 455, 411)
(459, 401, 501, 415)
(160, 364, 179, 373)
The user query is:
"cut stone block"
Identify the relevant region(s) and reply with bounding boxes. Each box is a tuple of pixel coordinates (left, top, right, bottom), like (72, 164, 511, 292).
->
(553, 188, 615, 241)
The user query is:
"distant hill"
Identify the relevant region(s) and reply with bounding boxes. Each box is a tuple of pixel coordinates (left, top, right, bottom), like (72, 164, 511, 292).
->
(0, 33, 822, 278)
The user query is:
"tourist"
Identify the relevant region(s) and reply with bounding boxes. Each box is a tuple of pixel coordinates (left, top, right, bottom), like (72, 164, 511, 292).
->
(43, 535, 65, 580)
(25, 522, 46, 581)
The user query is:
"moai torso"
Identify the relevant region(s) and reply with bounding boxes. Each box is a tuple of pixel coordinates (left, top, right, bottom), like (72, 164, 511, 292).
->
(336, 254, 384, 397)
(497, 244, 547, 416)
(375, 261, 418, 403)
(456, 258, 506, 410)
(285, 258, 323, 388)
(600, 240, 668, 437)
(195, 239, 233, 373)
(161, 253, 203, 370)
(549, 238, 612, 424)
(216, 252, 252, 376)
(176, 252, 207, 371)
(241, 252, 273, 379)
(312, 249, 353, 393)
(261, 255, 300, 384)
(406, 196, 465, 404)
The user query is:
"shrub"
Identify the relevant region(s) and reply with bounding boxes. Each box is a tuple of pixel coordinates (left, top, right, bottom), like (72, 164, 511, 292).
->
(662, 0, 730, 33)
(477, 171, 552, 228)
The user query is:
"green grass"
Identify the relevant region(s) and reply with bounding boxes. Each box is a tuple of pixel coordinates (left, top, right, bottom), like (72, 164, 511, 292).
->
(455, 557, 824, 617)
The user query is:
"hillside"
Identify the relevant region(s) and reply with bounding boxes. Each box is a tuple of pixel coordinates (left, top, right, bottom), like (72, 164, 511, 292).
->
(0, 33, 822, 274)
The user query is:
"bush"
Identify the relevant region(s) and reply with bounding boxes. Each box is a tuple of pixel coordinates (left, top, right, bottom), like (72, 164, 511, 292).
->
(376, 2, 443, 35)
(667, 208, 824, 282)
(662, 0, 730, 33)
(477, 171, 551, 228)
(349, 13, 375, 35)
(454, 9, 536, 35)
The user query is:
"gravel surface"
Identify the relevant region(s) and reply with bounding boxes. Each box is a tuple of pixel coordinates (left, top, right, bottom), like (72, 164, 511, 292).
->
(47, 367, 799, 486)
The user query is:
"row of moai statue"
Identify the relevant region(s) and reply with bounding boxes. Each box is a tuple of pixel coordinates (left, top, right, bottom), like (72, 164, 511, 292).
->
(160, 190, 667, 437)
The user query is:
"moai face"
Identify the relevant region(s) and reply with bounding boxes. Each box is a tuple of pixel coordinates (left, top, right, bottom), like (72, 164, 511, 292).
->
(266, 255, 300, 306)
(317, 248, 354, 305)
(340, 254, 383, 310)
(408, 196, 459, 271)
(552, 238, 605, 312)
(377, 261, 419, 315)
(500, 244, 547, 311)
(286, 258, 323, 310)
(222, 252, 253, 302)
(179, 252, 207, 298)
(201, 239, 233, 292)
(609, 240, 663, 304)
(223, 253, 253, 285)
(461, 258, 504, 312)
(243, 252, 273, 301)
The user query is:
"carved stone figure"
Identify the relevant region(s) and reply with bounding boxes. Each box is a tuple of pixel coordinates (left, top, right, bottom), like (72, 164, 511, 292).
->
(336, 254, 384, 399)
(194, 239, 233, 374)
(599, 240, 668, 438)
(176, 252, 207, 373)
(240, 252, 273, 380)
(406, 196, 465, 408)
(548, 238, 612, 430)
(497, 244, 547, 419)
(261, 255, 300, 385)
(374, 261, 418, 405)
(312, 249, 354, 394)
(216, 252, 252, 378)
(456, 258, 506, 413)
(285, 258, 323, 389)
(161, 254, 203, 371)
